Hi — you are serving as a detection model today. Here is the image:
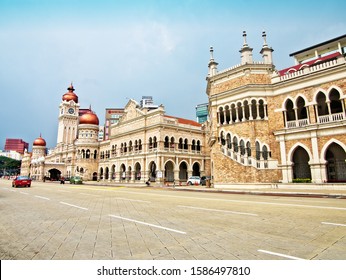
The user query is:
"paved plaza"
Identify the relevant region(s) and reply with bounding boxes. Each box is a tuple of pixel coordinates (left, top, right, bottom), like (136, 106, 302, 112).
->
(1, 179, 346, 260)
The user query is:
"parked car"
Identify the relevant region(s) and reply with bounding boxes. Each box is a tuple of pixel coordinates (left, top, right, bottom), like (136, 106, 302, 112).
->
(200, 176, 211, 186)
(70, 176, 83, 184)
(12, 176, 32, 188)
(187, 176, 201, 185)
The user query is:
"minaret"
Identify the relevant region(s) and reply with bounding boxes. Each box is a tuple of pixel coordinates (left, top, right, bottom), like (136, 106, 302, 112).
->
(260, 31, 274, 64)
(239, 31, 253, 64)
(208, 46, 218, 76)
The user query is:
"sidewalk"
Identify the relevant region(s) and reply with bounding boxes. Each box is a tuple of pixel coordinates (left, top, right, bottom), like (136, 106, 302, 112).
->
(82, 180, 346, 199)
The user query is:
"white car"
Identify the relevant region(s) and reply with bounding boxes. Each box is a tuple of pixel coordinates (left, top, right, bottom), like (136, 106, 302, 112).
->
(187, 176, 201, 185)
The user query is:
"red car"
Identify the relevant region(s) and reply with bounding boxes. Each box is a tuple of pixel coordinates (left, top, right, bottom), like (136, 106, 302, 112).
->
(12, 176, 32, 188)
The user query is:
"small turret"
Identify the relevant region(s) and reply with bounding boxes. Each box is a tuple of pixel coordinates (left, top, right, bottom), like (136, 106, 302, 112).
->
(239, 31, 253, 64)
(208, 46, 218, 76)
(260, 31, 274, 64)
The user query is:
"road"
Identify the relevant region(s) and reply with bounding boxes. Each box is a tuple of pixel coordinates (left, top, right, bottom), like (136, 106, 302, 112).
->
(1, 179, 345, 260)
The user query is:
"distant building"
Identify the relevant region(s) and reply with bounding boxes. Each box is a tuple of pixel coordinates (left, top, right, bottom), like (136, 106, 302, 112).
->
(0, 150, 23, 160)
(4, 138, 29, 154)
(140, 96, 159, 110)
(104, 108, 125, 140)
(196, 103, 208, 123)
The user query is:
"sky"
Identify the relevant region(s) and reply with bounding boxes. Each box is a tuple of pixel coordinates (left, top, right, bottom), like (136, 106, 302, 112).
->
(1, 0, 346, 150)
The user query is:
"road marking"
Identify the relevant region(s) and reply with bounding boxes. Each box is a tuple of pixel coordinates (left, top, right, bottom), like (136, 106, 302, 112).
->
(79, 192, 100, 197)
(119, 191, 346, 211)
(116, 198, 151, 203)
(19, 191, 29, 195)
(178, 205, 258, 216)
(60, 201, 88, 210)
(57, 190, 71, 193)
(258, 249, 305, 260)
(109, 214, 186, 234)
(34, 195, 50, 200)
(321, 222, 346, 227)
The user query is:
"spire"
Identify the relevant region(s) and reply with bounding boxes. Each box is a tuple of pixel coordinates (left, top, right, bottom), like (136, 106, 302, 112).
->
(208, 46, 218, 76)
(242, 31, 248, 47)
(239, 31, 253, 64)
(260, 31, 274, 64)
(67, 82, 75, 92)
(262, 30, 268, 47)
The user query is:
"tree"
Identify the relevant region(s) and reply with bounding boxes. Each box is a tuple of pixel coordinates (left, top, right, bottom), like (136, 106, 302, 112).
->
(0, 156, 21, 175)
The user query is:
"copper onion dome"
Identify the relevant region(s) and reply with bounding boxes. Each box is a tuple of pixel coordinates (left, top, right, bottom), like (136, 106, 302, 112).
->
(79, 110, 99, 125)
(62, 83, 78, 103)
(33, 135, 46, 146)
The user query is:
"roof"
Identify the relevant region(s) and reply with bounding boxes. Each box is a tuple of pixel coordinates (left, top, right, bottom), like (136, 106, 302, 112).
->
(164, 115, 201, 127)
(278, 51, 341, 76)
(290, 34, 346, 57)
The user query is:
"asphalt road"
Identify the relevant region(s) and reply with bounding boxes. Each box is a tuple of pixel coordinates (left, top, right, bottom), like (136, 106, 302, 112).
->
(1, 179, 346, 260)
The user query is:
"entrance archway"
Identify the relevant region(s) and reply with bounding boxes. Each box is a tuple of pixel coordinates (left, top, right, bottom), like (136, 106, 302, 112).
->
(292, 147, 311, 180)
(192, 162, 200, 176)
(326, 143, 346, 182)
(134, 163, 141, 180)
(92, 172, 97, 181)
(179, 162, 188, 181)
(165, 161, 174, 182)
(120, 164, 126, 180)
(48, 168, 61, 180)
(149, 161, 156, 181)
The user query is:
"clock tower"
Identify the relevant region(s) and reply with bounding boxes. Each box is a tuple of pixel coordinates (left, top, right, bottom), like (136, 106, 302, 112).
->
(57, 83, 80, 145)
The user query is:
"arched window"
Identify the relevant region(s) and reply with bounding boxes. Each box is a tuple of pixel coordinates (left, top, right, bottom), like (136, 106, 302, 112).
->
(220, 132, 225, 145)
(240, 140, 245, 155)
(244, 100, 250, 120)
(329, 88, 343, 114)
(149, 137, 153, 149)
(86, 149, 90, 159)
(259, 99, 265, 119)
(164, 136, 169, 148)
(197, 140, 201, 152)
(153, 137, 157, 148)
(225, 105, 230, 124)
(231, 104, 237, 122)
(255, 141, 261, 160)
(170, 137, 175, 149)
(233, 136, 238, 152)
(296, 97, 307, 120)
(246, 141, 251, 157)
(184, 139, 188, 150)
(219, 107, 224, 124)
(179, 138, 183, 149)
(316, 92, 329, 116)
(262, 145, 268, 160)
(237, 102, 243, 121)
(129, 141, 133, 152)
(285, 99, 295, 121)
(191, 140, 196, 151)
(226, 133, 232, 149)
(251, 100, 258, 119)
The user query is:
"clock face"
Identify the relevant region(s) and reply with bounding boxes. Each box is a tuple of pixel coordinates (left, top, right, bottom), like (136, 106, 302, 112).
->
(68, 108, 75, 114)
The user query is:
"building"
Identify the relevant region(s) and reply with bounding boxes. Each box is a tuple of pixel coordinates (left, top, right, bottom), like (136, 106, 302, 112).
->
(206, 32, 346, 186)
(104, 108, 124, 140)
(196, 103, 208, 123)
(4, 138, 28, 154)
(21, 84, 209, 184)
(98, 99, 209, 184)
(0, 150, 23, 161)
